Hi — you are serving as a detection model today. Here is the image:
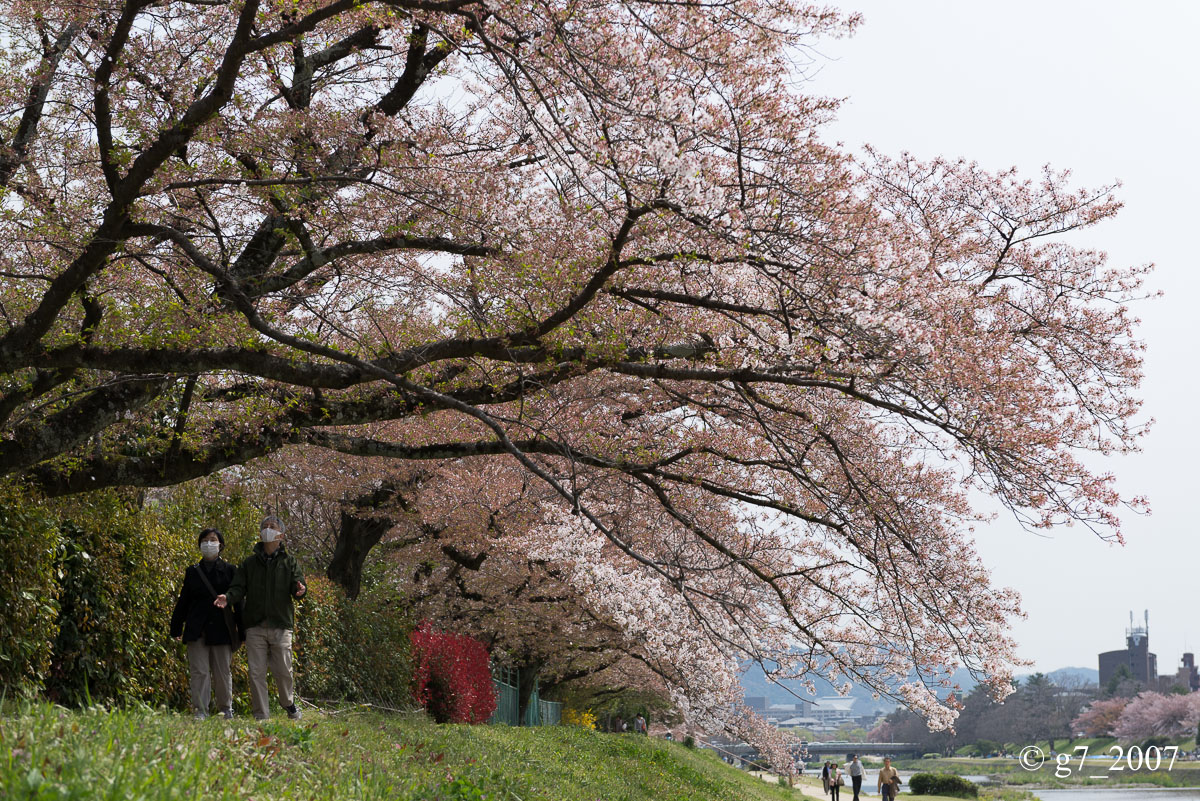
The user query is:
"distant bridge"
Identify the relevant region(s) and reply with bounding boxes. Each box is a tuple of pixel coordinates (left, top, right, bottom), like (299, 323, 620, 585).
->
(707, 741, 924, 763)
(800, 742, 923, 758)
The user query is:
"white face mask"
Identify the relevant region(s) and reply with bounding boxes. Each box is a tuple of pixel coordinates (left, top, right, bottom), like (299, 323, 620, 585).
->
(260, 528, 283, 543)
(199, 541, 220, 559)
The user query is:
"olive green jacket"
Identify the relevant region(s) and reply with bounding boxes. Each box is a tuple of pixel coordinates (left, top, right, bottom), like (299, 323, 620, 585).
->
(224, 542, 305, 630)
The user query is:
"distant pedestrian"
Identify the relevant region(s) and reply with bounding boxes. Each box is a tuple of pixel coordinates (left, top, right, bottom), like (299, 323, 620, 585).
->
(849, 754, 864, 801)
(830, 762, 843, 801)
(634, 714, 648, 735)
(878, 757, 901, 801)
(822, 761, 831, 795)
(215, 515, 306, 721)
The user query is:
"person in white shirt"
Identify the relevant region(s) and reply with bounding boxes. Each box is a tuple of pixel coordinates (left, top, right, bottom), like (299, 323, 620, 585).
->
(849, 755, 865, 801)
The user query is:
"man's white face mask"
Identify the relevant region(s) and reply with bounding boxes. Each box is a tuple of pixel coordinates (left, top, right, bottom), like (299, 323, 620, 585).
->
(260, 528, 283, 543)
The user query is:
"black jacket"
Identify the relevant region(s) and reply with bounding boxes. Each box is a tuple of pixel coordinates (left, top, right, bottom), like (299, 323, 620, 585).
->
(169, 559, 244, 645)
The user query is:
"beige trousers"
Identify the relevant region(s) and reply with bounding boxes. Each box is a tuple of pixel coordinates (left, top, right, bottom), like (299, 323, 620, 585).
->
(245, 626, 295, 719)
(187, 636, 233, 717)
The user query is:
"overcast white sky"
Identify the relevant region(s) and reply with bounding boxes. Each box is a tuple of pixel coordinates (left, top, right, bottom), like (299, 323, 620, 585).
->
(811, 1, 1200, 675)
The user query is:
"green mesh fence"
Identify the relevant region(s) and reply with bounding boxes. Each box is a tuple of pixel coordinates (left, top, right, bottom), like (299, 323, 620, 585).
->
(488, 667, 562, 726)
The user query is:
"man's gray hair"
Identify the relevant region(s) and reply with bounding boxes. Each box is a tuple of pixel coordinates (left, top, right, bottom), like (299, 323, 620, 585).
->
(260, 514, 285, 533)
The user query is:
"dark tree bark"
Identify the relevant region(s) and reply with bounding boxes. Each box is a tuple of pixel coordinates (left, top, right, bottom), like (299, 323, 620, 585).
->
(516, 659, 545, 725)
(326, 482, 400, 600)
(327, 509, 395, 600)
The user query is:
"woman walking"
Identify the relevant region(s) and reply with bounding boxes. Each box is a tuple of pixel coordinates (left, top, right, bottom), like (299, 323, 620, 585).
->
(830, 762, 843, 801)
(170, 528, 242, 719)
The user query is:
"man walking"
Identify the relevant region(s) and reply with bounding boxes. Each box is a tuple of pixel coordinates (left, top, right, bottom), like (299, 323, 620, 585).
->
(215, 515, 306, 720)
(849, 754, 864, 801)
(878, 757, 900, 801)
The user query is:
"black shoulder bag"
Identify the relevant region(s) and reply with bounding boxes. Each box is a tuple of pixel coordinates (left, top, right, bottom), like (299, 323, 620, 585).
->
(195, 563, 242, 651)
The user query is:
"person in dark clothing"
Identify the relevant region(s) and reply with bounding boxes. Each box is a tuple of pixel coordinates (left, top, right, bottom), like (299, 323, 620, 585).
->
(215, 515, 306, 720)
(170, 528, 242, 719)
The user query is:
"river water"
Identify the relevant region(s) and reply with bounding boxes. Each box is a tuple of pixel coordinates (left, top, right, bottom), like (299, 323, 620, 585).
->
(887, 771, 1200, 801)
(1032, 790, 1200, 801)
(806, 770, 1200, 801)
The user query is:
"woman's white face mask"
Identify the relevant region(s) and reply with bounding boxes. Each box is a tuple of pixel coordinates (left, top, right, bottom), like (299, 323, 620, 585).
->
(260, 528, 283, 543)
(199, 541, 220, 559)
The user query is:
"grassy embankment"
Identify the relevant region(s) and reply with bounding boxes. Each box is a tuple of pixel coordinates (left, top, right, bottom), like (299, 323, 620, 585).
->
(0, 703, 1048, 801)
(2, 702, 826, 801)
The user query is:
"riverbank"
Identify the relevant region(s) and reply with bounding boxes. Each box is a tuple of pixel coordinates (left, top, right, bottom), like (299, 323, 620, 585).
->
(744, 772, 1036, 801)
(772, 772, 1038, 801)
(890, 756, 1200, 789)
(1, 702, 810, 801)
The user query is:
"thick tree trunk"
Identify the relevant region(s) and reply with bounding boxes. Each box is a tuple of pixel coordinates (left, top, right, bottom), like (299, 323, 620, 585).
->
(326, 509, 395, 600)
(325, 474, 443, 600)
(516, 661, 544, 725)
(326, 482, 404, 599)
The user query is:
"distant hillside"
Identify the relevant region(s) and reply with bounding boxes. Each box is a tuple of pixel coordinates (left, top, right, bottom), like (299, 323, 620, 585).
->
(1025, 666, 1098, 687)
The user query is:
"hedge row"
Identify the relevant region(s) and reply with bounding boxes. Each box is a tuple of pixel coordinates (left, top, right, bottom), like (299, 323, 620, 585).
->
(907, 773, 979, 798)
(0, 484, 412, 712)
(0, 485, 248, 706)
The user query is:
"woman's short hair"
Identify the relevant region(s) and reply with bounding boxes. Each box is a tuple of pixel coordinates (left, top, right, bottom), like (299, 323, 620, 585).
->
(198, 527, 225, 550)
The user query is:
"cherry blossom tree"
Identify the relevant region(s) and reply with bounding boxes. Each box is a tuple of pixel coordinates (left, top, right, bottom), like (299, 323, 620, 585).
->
(0, 0, 1149, 766)
(1113, 692, 1200, 740)
(1072, 697, 1129, 738)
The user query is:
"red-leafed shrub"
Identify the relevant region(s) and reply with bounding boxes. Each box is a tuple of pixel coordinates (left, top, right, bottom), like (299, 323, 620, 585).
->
(410, 622, 497, 724)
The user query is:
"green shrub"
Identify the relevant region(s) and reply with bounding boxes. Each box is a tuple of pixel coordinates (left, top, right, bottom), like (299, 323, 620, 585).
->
(0, 481, 412, 713)
(44, 493, 195, 707)
(146, 482, 259, 558)
(908, 773, 979, 798)
(0, 483, 264, 708)
(974, 740, 1001, 756)
(0, 489, 60, 695)
(294, 576, 413, 708)
(922, 753, 942, 759)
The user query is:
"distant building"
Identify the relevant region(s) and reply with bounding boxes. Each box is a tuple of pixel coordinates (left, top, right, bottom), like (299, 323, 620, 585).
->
(810, 696, 856, 730)
(744, 696, 767, 713)
(1098, 610, 1157, 688)
(763, 700, 813, 725)
(778, 715, 822, 730)
(1158, 653, 1200, 693)
(1181, 654, 1200, 692)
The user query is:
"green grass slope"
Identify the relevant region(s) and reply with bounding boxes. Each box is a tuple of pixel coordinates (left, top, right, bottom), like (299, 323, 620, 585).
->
(1, 703, 814, 801)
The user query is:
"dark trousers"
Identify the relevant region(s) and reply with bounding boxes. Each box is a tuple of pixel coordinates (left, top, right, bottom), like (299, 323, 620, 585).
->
(852, 775, 863, 801)
(831, 783, 840, 801)
(882, 784, 895, 801)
